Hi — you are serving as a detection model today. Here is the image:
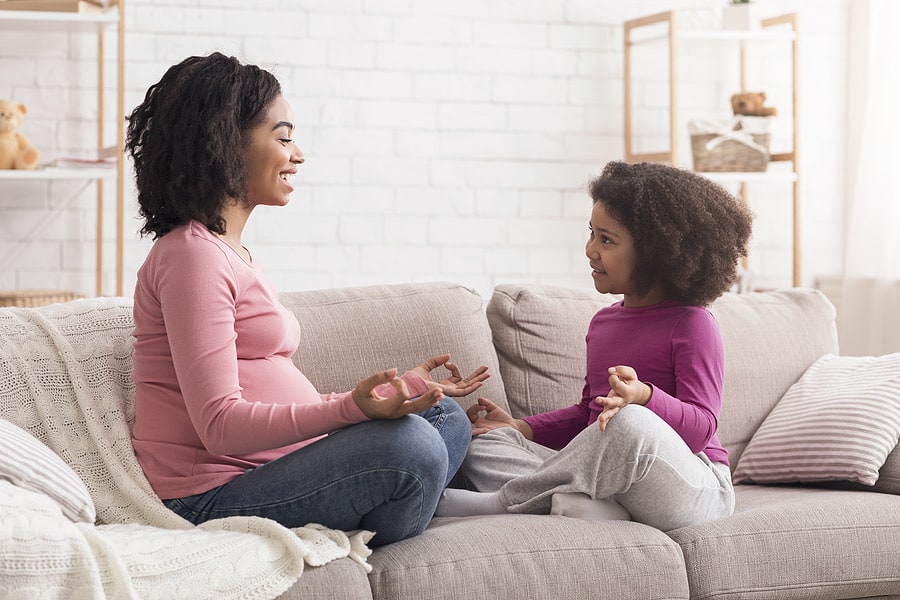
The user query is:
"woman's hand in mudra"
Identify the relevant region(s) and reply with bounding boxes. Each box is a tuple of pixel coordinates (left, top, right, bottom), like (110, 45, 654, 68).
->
(352, 369, 443, 420)
(411, 354, 490, 397)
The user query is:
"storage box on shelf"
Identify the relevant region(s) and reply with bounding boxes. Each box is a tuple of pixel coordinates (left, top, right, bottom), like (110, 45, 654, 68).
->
(0, 2, 125, 297)
(688, 116, 772, 172)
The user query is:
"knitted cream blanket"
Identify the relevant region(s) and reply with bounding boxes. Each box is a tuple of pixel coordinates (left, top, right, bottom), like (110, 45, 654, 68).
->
(0, 298, 372, 599)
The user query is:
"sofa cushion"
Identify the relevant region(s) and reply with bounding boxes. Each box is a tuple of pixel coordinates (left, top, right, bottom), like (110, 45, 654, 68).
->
(486, 284, 618, 418)
(733, 353, 900, 487)
(708, 290, 839, 466)
(669, 485, 900, 599)
(280, 282, 509, 413)
(275, 557, 373, 600)
(798, 446, 900, 497)
(0, 418, 96, 523)
(368, 515, 689, 600)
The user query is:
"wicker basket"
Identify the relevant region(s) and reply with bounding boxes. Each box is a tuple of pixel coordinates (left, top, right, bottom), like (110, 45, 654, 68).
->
(0, 289, 85, 308)
(689, 117, 771, 172)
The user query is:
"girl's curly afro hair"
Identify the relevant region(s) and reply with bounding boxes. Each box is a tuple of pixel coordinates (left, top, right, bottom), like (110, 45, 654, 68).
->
(589, 161, 753, 306)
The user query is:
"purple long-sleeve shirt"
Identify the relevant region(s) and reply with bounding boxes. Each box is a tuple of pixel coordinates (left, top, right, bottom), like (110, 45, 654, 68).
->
(522, 299, 729, 466)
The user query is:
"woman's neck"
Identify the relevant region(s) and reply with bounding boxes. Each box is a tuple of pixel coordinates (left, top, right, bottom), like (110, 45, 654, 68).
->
(217, 202, 253, 262)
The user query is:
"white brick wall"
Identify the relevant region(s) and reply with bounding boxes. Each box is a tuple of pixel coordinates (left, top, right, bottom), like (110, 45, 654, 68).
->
(0, 0, 849, 302)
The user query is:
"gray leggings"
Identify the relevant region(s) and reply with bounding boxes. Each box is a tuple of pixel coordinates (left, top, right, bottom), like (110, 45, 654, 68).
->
(459, 405, 735, 531)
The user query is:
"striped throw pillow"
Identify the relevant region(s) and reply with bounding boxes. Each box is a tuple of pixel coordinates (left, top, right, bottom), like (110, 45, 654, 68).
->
(733, 353, 900, 487)
(0, 418, 96, 523)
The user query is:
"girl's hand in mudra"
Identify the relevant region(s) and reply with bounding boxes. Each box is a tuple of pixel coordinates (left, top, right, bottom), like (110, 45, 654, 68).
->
(411, 354, 490, 397)
(595, 365, 652, 431)
(352, 369, 443, 420)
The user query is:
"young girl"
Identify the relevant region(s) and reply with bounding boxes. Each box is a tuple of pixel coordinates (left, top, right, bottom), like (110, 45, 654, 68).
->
(436, 160, 753, 531)
(126, 53, 488, 546)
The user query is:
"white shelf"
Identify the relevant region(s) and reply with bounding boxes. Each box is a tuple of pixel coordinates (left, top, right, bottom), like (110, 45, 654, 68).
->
(699, 171, 797, 184)
(630, 28, 795, 46)
(0, 8, 118, 32)
(682, 30, 795, 42)
(0, 167, 116, 180)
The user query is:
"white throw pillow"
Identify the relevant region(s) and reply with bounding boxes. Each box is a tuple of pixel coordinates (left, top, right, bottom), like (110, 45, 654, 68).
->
(0, 418, 96, 523)
(733, 353, 900, 487)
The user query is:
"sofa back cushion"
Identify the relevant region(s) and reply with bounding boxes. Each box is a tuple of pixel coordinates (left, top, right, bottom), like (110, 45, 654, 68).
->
(280, 281, 509, 414)
(486, 284, 618, 418)
(486, 284, 839, 467)
(709, 290, 838, 465)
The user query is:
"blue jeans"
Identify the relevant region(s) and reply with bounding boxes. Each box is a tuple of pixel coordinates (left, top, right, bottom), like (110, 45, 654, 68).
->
(163, 398, 470, 546)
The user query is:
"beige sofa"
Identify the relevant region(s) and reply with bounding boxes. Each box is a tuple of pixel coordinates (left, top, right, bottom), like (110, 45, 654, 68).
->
(2, 281, 899, 599)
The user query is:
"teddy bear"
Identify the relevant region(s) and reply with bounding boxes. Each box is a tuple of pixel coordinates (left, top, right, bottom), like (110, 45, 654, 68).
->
(0, 99, 40, 170)
(730, 91, 778, 117)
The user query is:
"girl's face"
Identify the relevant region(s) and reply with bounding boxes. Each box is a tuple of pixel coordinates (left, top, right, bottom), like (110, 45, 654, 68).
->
(585, 201, 663, 307)
(245, 94, 305, 207)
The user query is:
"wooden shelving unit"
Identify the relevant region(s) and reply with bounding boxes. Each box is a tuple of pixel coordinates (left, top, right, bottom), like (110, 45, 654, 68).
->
(623, 10, 800, 286)
(0, 3, 125, 296)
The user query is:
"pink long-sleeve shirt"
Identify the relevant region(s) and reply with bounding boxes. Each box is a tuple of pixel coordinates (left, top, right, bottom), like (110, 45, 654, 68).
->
(522, 300, 729, 466)
(131, 221, 428, 499)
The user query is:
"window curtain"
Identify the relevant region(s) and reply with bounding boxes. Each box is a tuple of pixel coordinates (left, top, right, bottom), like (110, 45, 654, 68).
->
(837, 0, 900, 355)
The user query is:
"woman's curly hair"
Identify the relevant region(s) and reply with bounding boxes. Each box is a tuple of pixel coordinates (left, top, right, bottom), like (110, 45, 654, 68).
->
(589, 161, 753, 306)
(125, 52, 282, 239)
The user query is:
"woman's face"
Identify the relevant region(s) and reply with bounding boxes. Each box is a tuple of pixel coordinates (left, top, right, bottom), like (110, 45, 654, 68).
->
(245, 94, 305, 207)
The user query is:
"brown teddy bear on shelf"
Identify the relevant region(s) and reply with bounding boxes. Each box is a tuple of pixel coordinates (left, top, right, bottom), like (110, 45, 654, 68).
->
(730, 91, 778, 117)
(0, 99, 40, 170)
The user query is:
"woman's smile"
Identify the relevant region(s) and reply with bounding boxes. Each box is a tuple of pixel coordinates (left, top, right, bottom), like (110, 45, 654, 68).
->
(279, 169, 297, 191)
